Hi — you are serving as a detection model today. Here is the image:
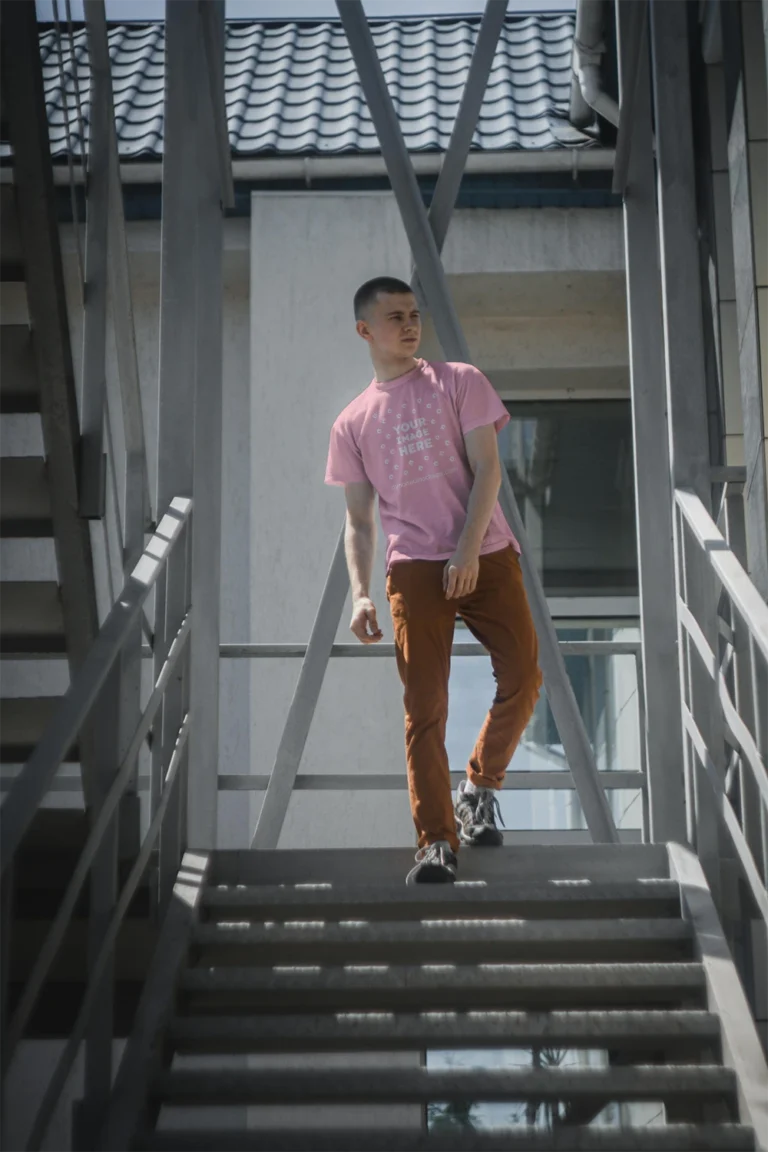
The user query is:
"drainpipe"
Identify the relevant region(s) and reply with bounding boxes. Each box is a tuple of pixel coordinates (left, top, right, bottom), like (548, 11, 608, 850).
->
(570, 0, 620, 129)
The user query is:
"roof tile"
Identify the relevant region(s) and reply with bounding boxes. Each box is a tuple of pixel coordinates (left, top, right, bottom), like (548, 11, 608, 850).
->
(18, 13, 588, 161)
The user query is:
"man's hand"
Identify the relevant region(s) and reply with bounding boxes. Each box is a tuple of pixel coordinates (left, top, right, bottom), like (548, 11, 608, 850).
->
(443, 546, 480, 600)
(350, 597, 383, 644)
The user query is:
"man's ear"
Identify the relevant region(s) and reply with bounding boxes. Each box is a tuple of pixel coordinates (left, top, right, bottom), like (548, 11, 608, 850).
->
(356, 319, 372, 343)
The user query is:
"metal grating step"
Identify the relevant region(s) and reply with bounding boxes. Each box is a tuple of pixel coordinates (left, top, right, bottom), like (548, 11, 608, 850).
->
(200, 880, 684, 922)
(169, 1008, 722, 1057)
(138, 1122, 757, 1151)
(209, 844, 671, 888)
(179, 961, 708, 1014)
(0, 457, 52, 537)
(152, 1063, 737, 1109)
(0, 580, 65, 654)
(0, 696, 76, 763)
(191, 919, 694, 966)
(0, 325, 38, 413)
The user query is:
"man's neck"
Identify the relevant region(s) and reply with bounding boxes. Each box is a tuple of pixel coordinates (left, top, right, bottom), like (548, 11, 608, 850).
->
(371, 352, 419, 383)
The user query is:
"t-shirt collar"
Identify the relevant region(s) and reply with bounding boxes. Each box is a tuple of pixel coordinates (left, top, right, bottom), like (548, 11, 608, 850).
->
(372, 358, 425, 390)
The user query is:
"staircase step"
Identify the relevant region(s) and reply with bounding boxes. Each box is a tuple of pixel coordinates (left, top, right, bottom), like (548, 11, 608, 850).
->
(180, 961, 707, 1013)
(152, 1063, 736, 1108)
(0, 457, 52, 536)
(169, 1008, 721, 1056)
(210, 844, 671, 887)
(0, 581, 65, 653)
(0, 326, 38, 413)
(201, 880, 683, 922)
(0, 697, 77, 763)
(192, 919, 693, 966)
(139, 1123, 756, 1151)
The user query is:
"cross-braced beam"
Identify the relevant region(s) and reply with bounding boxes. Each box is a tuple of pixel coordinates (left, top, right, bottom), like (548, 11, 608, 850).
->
(252, 0, 619, 850)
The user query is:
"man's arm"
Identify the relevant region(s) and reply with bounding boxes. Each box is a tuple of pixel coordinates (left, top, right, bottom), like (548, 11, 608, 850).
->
(344, 480, 384, 644)
(444, 423, 502, 599)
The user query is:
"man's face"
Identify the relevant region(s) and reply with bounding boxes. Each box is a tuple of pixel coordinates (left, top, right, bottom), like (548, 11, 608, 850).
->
(357, 291, 422, 357)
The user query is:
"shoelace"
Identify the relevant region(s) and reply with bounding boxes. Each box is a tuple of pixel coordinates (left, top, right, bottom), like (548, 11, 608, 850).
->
(475, 789, 506, 829)
(414, 842, 452, 864)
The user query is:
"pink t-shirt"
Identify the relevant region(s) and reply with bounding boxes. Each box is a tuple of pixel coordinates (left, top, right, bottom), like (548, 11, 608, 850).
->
(325, 359, 519, 570)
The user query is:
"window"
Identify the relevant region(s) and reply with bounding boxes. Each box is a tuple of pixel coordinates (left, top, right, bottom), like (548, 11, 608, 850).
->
(499, 401, 637, 597)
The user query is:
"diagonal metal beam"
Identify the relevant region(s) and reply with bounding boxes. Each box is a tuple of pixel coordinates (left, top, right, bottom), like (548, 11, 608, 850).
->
(414, 0, 508, 268)
(338, 0, 618, 844)
(251, 528, 350, 849)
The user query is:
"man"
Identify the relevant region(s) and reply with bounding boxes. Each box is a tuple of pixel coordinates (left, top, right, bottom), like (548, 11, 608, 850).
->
(325, 276, 542, 884)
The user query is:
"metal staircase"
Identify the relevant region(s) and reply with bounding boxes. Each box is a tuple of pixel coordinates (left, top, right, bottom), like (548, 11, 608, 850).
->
(0, 2, 99, 792)
(1, 2, 768, 1150)
(101, 843, 763, 1151)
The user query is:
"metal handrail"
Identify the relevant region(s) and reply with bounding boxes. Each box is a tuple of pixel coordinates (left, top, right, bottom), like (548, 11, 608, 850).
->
(0, 497, 192, 1149)
(674, 487, 768, 926)
(0, 498, 191, 875)
(212, 637, 647, 837)
(219, 640, 642, 659)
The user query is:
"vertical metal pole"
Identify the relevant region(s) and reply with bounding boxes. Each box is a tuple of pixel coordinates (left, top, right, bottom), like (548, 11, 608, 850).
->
(650, 0, 726, 891)
(616, 0, 686, 844)
(634, 650, 650, 842)
(84, 0, 144, 861)
(187, 0, 226, 850)
(338, 0, 618, 844)
(649, 0, 715, 507)
(156, 0, 199, 873)
(77, 663, 120, 1149)
(79, 3, 109, 520)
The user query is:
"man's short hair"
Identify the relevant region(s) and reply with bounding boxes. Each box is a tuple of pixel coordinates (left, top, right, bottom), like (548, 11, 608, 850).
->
(354, 276, 414, 321)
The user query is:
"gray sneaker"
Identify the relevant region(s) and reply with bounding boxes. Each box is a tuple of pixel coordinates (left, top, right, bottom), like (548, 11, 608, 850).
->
(405, 841, 458, 885)
(455, 779, 505, 846)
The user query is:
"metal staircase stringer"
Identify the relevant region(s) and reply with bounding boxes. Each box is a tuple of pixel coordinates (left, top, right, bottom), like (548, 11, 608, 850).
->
(1, 0, 101, 806)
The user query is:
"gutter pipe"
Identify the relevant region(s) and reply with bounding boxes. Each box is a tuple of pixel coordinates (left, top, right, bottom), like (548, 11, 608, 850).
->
(0, 148, 616, 186)
(570, 0, 620, 130)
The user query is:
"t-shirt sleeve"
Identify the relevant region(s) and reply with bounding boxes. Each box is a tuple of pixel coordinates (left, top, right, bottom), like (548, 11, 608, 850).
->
(325, 416, 368, 487)
(452, 364, 510, 435)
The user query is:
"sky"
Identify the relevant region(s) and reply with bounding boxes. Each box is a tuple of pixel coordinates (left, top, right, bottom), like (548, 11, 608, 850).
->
(36, 0, 575, 21)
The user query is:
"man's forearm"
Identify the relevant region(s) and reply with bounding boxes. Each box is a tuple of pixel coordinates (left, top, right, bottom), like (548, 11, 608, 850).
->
(457, 462, 501, 555)
(345, 517, 376, 601)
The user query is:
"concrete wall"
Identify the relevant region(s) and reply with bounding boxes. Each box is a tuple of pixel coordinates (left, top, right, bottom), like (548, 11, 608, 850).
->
(248, 192, 415, 849)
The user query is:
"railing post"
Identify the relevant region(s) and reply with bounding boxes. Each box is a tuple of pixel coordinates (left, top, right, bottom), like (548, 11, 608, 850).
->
(75, 662, 121, 1150)
(676, 508, 724, 909)
(158, 526, 188, 915)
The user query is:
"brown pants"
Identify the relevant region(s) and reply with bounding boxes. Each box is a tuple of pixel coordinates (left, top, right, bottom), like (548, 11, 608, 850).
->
(386, 545, 542, 853)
